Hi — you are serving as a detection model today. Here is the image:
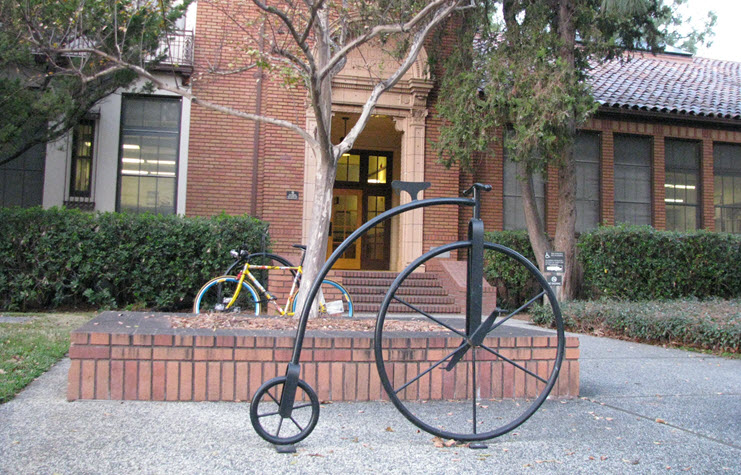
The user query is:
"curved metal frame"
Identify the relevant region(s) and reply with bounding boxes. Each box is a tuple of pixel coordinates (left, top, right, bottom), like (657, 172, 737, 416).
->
(250, 184, 564, 445)
(291, 197, 473, 363)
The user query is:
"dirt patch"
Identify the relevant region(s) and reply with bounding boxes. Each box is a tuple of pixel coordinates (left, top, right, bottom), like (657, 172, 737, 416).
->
(169, 314, 448, 332)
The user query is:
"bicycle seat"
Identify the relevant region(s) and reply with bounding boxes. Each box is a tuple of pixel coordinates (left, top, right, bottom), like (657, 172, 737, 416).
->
(292, 244, 307, 250)
(391, 180, 431, 201)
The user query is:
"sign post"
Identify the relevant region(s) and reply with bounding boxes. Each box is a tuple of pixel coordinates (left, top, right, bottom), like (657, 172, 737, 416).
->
(544, 251, 565, 301)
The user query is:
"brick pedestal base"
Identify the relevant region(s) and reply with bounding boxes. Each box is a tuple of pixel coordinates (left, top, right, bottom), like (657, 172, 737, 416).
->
(68, 311, 579, 402)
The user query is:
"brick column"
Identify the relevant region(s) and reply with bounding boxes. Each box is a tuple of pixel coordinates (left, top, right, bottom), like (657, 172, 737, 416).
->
(653, 128, 666, 230)
(601, 130, 615, 226)
(546, 164, 560, 236)
(701, 134, 715, 231)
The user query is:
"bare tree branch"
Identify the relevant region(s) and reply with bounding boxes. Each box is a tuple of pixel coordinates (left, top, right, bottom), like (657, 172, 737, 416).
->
(319, 0, 469, 81)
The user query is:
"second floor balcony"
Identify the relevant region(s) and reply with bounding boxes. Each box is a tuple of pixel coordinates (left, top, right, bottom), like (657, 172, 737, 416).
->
(149, 29, 194, 75)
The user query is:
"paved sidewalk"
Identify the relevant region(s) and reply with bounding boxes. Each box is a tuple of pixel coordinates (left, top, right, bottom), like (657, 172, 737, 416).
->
(1, 331, 739, 474)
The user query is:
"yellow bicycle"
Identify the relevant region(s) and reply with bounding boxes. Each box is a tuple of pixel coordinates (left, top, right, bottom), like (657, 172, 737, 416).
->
(193, 244, 353, 317)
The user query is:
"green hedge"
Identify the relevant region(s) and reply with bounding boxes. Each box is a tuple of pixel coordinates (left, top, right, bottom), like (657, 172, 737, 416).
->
(532, 299, 741, 354)
(578, 225, 741, 300)
(0, 207, 268, 311)
(484, 230, 539, 309)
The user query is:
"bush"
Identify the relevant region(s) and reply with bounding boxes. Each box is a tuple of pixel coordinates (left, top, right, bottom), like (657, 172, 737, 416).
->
(578, 225, 741, 300)
(0, 207, 268, 311)
(484, 230, 539, 310)
(532, 299, 741, 354)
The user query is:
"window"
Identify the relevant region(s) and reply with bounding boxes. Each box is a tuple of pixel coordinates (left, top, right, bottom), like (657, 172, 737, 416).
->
(665, 139, 700, 231)
(714, 143, 741, 233)
(614, 134, 652, 225)
(336, 153, 360, 182)
(574, 132, 600, 233)
(69, 119, 95, 197)
(502, 152, 545, 231)
(0, 144, 44, 208)
(118, 96, 181, 215)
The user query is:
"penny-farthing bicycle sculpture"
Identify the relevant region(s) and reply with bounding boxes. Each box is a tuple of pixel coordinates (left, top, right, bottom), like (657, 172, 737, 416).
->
(249, 182, 565, 445)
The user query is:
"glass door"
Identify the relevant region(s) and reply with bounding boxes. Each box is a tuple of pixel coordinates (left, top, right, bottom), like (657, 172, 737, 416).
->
(328, 188, 363, 269)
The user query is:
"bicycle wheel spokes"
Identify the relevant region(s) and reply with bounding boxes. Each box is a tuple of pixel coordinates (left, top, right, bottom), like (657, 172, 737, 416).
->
(250, 377, 320, 445)
(300, 280, 353, 318)
(374, 241, 565, 442)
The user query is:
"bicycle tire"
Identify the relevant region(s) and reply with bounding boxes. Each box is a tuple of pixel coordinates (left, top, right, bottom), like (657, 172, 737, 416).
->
(250, 376, 320, 445)
(291, 279, 354, 317)
(192, 275, 261, 315)
(374, 241, 565, 442)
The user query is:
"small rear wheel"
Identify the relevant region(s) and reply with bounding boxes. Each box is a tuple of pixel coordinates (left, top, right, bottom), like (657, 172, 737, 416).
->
(374, 241, 564, 441)
(192, 276, 260, 315)
(250, 376, 320, 445)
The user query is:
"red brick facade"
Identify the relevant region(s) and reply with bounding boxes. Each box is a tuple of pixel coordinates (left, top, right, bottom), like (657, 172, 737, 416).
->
(185, 6, 741, 264)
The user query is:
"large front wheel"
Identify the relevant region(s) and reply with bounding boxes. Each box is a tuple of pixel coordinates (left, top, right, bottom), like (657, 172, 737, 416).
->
(374, 241, 565, 442)
(193, 276, 260, 315)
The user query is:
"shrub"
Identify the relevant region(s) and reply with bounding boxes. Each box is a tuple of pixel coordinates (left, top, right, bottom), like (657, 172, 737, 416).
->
(484, 230, 539, 309)
(532, 299, 741, 354)
(0, 207, 268, 311)
(578, 225, 741, 300)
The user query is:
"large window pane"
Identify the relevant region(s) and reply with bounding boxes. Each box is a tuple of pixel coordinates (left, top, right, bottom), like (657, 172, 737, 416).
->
(0, 144, 44, 208)
(118, 96, 180, 215)
(503, 153, 545, 231)
(575, 132, 600, 232)
(714, 143, 741, 233)
(614, 134, 652, 225)
(665, 139, 700, 231)
(70, 120, 95, 197)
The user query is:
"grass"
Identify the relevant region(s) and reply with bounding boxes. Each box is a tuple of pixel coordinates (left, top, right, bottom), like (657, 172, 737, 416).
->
(0, 313, 94, 404)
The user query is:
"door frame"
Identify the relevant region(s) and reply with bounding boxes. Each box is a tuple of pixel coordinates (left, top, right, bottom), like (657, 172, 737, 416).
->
(330, 149, 394, 270)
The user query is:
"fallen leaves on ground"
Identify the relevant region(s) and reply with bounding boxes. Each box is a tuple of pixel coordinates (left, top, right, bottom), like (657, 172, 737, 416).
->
(169, 314, 447, 332)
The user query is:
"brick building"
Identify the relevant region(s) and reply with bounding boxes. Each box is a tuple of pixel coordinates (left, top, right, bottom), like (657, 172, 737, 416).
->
(3, 6, 740, 275)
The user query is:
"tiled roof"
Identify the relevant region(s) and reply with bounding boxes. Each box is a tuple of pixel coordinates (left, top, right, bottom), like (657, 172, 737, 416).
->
(589, 54, 741, 120)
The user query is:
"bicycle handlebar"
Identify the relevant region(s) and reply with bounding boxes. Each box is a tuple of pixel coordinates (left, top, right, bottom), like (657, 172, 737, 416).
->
(462, 183, 492, 196)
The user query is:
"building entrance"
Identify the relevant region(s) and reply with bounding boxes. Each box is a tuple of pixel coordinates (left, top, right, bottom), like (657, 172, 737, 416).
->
(328, 150, 392, 270)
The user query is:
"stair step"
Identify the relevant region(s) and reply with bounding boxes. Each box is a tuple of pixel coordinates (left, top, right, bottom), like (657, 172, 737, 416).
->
(335, 271, 438, 280)
(347, 286, 448, 296)
(354, 303, 462, 314)
(352, 294, 456, 305)
(342, 277, 442, 288)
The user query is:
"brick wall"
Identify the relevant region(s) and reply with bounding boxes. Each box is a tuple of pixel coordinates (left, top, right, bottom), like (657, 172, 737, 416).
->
(479, 116, 741, 233)
(67, 312, 579, 402)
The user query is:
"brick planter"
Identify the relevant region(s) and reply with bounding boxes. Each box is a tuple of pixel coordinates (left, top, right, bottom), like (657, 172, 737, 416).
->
(68, 311, 579, 402)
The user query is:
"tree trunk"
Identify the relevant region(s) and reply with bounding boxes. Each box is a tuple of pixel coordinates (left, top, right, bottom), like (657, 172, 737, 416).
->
(519, 161, 550, 272)
(294, 7, 336, 318)
(553, 0, 579, 300)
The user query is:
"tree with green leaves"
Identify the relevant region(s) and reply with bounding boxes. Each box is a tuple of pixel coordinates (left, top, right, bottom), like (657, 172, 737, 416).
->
(0, 0, 189, 166)
(8, 0, 474, 314)
(435, 0, 715, 300)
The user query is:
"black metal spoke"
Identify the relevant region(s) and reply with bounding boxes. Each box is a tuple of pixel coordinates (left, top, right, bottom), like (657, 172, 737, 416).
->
(392, 295, 467, 339)
(267, 389, 280, 405)
(486, 290, 545, 335)
(394, 343, 465, 395)
(257, 409, 280, 418)
(289, 416, 305, 432)
(293, 402, 313, 410)
(480, 343, 547, 383)
(472, 348, 478, 435)
(275, 417, 284, 437)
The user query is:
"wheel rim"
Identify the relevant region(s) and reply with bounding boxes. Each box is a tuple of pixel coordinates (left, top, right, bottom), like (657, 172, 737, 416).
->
(374, 241, 565, 441)
(291, 280, 354, 317)
(250, 376, 320, 445)
(194, 277, 260, 316)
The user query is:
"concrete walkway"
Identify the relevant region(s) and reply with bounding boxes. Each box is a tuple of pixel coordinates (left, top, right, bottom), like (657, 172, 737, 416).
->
(1, 331, 739, 474)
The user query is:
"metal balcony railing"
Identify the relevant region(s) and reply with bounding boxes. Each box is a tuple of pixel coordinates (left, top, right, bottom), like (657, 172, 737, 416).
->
(150, 29, 194, 72)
